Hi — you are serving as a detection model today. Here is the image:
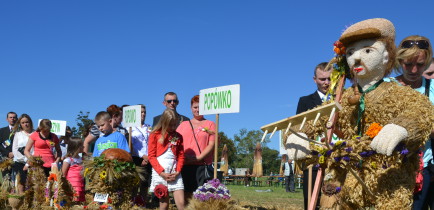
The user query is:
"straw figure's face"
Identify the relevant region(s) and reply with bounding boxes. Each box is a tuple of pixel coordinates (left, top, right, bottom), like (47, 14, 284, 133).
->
(345, 39, 389, 80)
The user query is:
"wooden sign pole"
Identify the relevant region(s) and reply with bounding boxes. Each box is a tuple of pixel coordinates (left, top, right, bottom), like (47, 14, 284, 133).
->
(129, 127, 132, 152)
(214, 114, 219, 179)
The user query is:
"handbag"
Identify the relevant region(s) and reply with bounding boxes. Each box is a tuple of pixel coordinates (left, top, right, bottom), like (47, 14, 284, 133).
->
(189, 120, 214, 185)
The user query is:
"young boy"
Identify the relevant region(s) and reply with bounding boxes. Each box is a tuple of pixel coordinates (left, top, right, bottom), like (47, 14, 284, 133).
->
(92, 111, 130, 157)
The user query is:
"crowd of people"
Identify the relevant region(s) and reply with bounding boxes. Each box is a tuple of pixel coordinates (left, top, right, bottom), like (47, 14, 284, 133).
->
(0, 92, 216, 210)
(2, 30, 434, 210)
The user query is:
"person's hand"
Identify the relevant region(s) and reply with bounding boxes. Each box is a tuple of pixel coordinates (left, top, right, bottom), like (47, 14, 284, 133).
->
(141, 155, 149, 166)
(167, 172, 179, 182)
(370, 124, 408, 156)
(160, 172, 171, 181)
(23, 165, 29, 171)
(8, 152, 13, 158)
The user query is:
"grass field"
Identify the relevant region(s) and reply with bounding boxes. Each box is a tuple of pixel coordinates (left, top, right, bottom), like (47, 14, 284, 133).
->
(143, 182, 305, 209)
(226, 184, 304, 210)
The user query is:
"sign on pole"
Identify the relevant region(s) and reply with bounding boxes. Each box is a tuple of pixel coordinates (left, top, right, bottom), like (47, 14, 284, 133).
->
(199, 84, 240, 115)
(38, 119, 67, 136)
(123, 105, 142, 152)
(199, 84, 240, 179)
(122, 105, 141, 128)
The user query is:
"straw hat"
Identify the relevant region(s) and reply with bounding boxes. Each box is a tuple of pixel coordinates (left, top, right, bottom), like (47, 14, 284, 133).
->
(339, 18, 395, 46)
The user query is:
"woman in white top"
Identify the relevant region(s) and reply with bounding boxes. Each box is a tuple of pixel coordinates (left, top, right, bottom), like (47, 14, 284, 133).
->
(12, 114, 34, 194)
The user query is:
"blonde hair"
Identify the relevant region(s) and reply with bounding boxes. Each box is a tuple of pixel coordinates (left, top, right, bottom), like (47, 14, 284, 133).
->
(152, 109, 178, 144)
(395, 35, 433, 74)
(95, 111, 111, 122)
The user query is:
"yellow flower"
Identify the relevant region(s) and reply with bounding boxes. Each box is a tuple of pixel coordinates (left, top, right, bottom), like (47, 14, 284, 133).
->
(335, 140, 343, 146)
(84, 168, 89, 177)
(319, 156, 325, 164)
(100, 170, 107, 180)
(371, 162, 377, 169)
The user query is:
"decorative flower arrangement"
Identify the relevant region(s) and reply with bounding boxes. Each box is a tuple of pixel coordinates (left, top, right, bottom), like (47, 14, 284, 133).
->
(43, 165, 75, 209)
(185, 179, 238, 210)
(333, 41, 346, 55)
(83, 154, 145, 207)
(309, 135, 410, 172)
(193, 179, 230, 201)
(154, 184, 169, 199)
(169, 136, 179, 146)
(326, 40, 351, 100)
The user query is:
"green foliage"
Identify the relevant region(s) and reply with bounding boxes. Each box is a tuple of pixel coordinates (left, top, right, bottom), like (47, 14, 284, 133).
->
(261, 147, 281, 174)
(230, 128, 279, 174)
(233, 129, 269, 155)
(71, 126, 79, 137)
(75, 111, 94, 138)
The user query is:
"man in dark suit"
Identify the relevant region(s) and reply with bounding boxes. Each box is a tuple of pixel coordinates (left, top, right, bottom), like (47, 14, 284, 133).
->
(296, 62, 331, 209)
(152, 92, 190, 127)
(296, 62, 331, 114)
(0, 112, 18, 159)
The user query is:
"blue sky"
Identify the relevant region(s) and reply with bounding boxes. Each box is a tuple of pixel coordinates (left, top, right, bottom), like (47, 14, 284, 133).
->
(1, 1, 433, 152)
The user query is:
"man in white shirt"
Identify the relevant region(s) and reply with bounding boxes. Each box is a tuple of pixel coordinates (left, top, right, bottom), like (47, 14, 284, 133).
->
(282, 154, 295, 193)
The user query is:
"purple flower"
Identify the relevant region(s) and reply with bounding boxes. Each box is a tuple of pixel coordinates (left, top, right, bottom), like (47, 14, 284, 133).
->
(401, 149, 409, 155)
(367, 150, 376, 156)
(343, 156, 350, 162)
(325, 150, 333, 157)
(359, 151, 368, 157)
(345, 147, 353, 152)
(341, 142, 347, 146)
(334, 157, 341, 162)
(336, 187, 341, 193)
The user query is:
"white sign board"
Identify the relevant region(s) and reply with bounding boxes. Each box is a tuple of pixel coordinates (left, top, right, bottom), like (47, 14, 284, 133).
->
(122, 105, 141, 128)
(94, 193, 109, 202)
(199, 84, 240, 115)
(38, 119, 67, 136)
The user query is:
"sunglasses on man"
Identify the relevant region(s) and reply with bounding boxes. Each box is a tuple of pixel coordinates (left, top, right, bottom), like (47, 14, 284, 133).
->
(166, 100, 179, 104)
(400, 40, 430, 49)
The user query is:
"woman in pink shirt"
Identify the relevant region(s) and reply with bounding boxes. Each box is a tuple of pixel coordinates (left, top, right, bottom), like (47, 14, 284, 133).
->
(176, 95, 216, 204)
(24, 119, 61, 176)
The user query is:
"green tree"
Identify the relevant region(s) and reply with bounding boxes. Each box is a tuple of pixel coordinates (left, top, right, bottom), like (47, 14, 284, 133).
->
(232, 129, 269, 169)
(261, 147, 281, 175)
(231, 128, 280, 175)
(217, 131, 236, 166)
(75, 111, 94, 138)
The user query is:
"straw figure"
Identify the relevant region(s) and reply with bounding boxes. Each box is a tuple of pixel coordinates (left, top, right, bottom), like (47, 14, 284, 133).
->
(285, 18, 434, 209)
(23, 156, 47, 208)
(220, 144, 229, 176)
(252, 142, 263, 177)
(84, 148, 145, 209)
